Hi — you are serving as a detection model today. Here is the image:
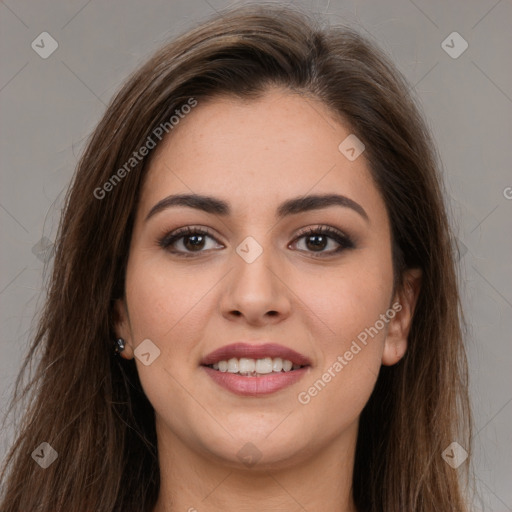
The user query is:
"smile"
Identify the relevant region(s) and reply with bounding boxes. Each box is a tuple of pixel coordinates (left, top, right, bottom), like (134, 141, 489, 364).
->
(205, 357, 304, 376)
(200, 343, 311, 396)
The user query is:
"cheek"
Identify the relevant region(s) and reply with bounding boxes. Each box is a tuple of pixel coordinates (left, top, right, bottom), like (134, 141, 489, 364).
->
(122, 261, 212, 434)
(294, 257, 393, 347)
(292, 258, 393, 415)
(124, 255, 214, 344)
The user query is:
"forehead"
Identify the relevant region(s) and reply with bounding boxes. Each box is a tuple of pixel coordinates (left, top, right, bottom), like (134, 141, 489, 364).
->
(138, 88, 386, 223)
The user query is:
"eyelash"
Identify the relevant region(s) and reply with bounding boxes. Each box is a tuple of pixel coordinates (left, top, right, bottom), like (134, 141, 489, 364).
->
(158, 225, 355, 258)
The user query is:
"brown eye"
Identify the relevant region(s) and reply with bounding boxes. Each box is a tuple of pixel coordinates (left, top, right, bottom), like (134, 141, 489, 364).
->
(181, 233, 207, 251)
(159, 227, 223, 256)
(291, 226, 354, 256)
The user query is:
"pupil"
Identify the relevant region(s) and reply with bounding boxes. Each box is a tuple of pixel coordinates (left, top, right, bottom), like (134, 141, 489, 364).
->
(307, 235, 326, 251)
(185, 235, 204, 250)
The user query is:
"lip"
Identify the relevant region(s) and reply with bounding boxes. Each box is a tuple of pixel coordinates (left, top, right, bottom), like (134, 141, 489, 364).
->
(201, 366, 310, 396)
(200, 342, 312, 366)
(200, 342, 312, 396)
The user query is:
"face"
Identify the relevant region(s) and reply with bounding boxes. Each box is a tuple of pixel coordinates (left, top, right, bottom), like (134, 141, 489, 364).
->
(115, 88, 417, 470)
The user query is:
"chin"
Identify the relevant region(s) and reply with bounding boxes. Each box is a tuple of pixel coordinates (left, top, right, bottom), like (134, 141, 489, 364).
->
(192, 422, 314, 471)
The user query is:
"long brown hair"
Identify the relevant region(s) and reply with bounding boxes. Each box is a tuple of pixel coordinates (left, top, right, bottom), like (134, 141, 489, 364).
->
(0, 4, 472, 511)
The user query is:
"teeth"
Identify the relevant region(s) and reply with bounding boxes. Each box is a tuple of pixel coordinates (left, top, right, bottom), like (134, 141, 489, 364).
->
(255, 357, 273, 374)
(239, 358, 255, 373)
(208, 357, 302, 375)
(282, 359, 293, 372)
(272, 357, 283, 372)
(227, 358, 239, 373)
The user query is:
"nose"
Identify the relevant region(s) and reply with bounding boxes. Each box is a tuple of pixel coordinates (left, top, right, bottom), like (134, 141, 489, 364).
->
(219, 242, 292, 327)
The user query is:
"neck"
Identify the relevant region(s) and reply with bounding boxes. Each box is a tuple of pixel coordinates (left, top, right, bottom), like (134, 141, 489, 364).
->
(152, 419, 359, 512)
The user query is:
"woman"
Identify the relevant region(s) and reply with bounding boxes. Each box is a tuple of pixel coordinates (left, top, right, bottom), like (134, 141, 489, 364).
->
(0, 3, 472, 511)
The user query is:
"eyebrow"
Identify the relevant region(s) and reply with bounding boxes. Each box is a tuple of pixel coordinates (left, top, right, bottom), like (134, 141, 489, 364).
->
(145, 193, 369, 223)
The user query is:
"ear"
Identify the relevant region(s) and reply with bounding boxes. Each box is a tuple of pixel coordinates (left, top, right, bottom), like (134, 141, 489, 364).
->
(113, 298, 134, 360)
(382, 268, 422, 366)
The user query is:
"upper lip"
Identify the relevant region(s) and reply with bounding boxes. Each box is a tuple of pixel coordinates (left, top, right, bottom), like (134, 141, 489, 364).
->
(201, 343, 312, 367)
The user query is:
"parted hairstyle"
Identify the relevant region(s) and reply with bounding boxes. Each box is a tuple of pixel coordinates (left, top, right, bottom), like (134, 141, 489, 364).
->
(0, 3, 472, 511)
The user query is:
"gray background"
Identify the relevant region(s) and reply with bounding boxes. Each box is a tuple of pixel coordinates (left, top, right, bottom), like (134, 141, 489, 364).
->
(0, 0, 510, 509)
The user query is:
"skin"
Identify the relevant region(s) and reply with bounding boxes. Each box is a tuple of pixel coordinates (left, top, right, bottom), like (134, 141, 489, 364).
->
(115, 88, 421, 512)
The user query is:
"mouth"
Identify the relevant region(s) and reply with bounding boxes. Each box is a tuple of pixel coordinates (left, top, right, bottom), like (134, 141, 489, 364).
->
(204, 357, 305, 376)
(200, 343, 311, 396)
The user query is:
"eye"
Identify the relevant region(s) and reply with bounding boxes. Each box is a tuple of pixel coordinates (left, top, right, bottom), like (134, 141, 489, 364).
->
(158, 225, 355, 258)
(158, 226, 223, 257)
(290, 225, 355, 256)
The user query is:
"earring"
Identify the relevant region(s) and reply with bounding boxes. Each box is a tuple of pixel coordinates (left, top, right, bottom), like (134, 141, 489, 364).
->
(114, 338, 125, 355)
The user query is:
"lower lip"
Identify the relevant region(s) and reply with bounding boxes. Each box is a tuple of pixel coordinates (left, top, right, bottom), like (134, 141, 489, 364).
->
(201, 366, 310, 396)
